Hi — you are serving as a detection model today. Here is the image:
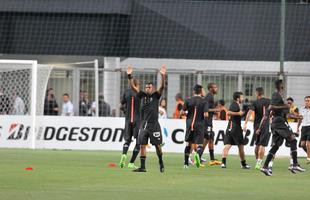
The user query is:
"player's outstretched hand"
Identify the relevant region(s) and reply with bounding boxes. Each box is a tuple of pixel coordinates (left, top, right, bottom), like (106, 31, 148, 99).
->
(159, 65, 166, 76)
(255, 129, 261, 135)
(127, 66, 133, 75)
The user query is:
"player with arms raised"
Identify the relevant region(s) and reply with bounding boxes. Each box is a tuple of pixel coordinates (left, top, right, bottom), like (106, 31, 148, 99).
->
(127, 65, 166, 173)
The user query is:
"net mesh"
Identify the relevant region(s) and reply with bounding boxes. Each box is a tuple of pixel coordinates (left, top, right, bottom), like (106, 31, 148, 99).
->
(0, 0, 309, 60)
(0, 64, 31, 115)
(0, 62, 52, 116)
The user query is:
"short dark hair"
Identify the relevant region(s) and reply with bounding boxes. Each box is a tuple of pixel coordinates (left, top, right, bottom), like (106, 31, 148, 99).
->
(275, 79, 283, 90)
(207, 83, 216, 90)
(47, 88, 54, 92)
(218, 99, 225, 106)
(286, 97, 294, 102)
(233, 91, 243, 101)
(146, 82, 153, 86)
(175, 93, 183, 100)
(63, 93, 70, 97)
(193, 84, 203, 95)
(256, 87, 264, 96)
(305, 96, 310, 100)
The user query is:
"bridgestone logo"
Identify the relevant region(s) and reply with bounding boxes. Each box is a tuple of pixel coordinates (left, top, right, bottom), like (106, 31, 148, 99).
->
(39, 126, 124, 142)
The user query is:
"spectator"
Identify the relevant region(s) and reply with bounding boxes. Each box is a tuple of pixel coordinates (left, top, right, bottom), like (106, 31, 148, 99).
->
(44, 88, 59, 115)
(215, 99, 228, 120)
(91, 95, 111, 116)
(61, 93, 74, 116)
(287, 97, 299, 122)
(0, 88, 11, 114)
(173, 93, 185, 119)
(11, 92, 25, 115)
(159, 98, 167, 119)
(79, 91, 92, 116)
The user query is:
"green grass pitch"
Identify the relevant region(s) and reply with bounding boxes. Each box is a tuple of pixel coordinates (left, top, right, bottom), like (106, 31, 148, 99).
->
(0, 149, 309, 200)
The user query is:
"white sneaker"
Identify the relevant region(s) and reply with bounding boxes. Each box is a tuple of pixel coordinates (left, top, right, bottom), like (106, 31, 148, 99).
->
(221, 163, 226, 168)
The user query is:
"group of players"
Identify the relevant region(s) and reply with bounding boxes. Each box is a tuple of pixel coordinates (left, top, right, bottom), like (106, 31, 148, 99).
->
(119, 65, 308, 176)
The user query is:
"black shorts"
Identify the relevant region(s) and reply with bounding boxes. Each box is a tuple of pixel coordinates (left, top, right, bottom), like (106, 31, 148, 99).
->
(185, 126, 204, 145)
(138, 121, 162, 145)
(254, 124, 271, 147)
(124, 121, 140, 142)
(271, 122, 294, 147)
(301, 126, 310, 141)
(224, 125, 244, 145)
(204, 126, 215, 141)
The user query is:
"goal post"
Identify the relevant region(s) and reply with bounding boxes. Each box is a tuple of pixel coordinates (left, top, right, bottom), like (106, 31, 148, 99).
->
(0, 60, 39, 149)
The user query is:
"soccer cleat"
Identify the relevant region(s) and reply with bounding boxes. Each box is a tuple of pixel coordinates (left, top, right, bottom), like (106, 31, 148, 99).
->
(241, 164, 251, 169)
(199, 163, 205, 168)
(292, 165, 306, 172)
(288, 165, 296, 174)
(209, 160, 222, 166)
(255, 162, 262, 170)
(160, 165, 165, 173)
(128, 163, 138, 169)
(133, 168, 147, 172)
(119, 154, 127, 168)
(221, 163, 226, 168)
(183, 165, 189, 169)
(307, 158, 310, 164)
(261, 167, 272, 176)
(194, 153, 201, 168)
(268, 167, 273, 175)
(200, 158, 206, 163)
(159, 161, 165, 173)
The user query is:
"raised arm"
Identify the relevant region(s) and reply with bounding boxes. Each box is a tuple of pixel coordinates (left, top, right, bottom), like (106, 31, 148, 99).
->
(158, 65, 166, 94)
(127, 66, 140, 93)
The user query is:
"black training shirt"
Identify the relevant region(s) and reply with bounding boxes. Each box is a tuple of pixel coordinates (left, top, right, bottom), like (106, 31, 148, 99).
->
(250, 97, 270, 127)
(121, 89, 141, 123)
(204, 92, 215, 127)
(137, 91, 161, 123)
(229, 101, 242, 126)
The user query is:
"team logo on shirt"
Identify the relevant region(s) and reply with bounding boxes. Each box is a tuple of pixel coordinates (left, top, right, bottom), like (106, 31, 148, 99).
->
(153, 132, 161, 138)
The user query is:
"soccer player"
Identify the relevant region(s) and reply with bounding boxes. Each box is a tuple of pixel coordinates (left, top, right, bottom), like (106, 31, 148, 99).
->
(202, 83, 221, 165)
(183, 84, 209, 169)
(257, 79, 305, 176)
(297, 96, 310, 164)
(221, 92, 250, 169)
(243, 87, 270, 170)
(119, 78, 141, 169)
(286, 97, 299, 122)
(127, 65, 166, 173)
